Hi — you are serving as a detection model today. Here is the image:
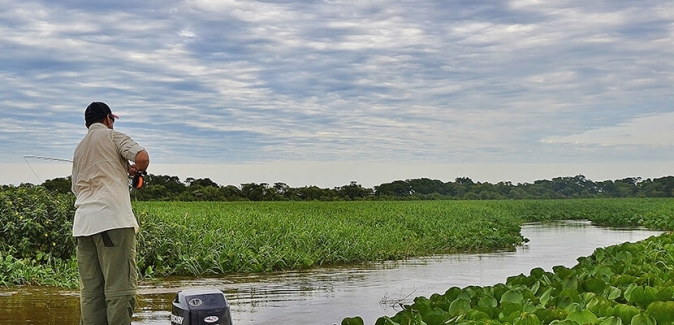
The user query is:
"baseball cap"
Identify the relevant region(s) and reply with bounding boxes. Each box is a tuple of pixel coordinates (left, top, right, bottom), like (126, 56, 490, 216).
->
(85, 102, 119, 125)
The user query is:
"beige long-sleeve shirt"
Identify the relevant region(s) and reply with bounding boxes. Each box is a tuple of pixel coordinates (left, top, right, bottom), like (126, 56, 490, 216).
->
(71, 123, 144, 236)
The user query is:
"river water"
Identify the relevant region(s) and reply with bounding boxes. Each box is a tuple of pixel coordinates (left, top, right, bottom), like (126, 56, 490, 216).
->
(0, 221, 663, 325)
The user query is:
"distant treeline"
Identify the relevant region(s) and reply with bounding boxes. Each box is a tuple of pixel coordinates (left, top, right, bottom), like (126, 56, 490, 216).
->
(18, 174, 674, 201)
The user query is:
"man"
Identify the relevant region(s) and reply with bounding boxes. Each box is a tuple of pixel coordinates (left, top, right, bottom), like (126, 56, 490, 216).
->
(71, 102, 149, 325)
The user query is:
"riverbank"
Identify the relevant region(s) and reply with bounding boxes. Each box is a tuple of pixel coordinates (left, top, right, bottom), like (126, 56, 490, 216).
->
(0, 221, 662, 324)
(1, 185, 674, 288)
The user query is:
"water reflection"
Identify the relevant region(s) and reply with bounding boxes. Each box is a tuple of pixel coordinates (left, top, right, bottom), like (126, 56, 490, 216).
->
(0, 221, 662, 325)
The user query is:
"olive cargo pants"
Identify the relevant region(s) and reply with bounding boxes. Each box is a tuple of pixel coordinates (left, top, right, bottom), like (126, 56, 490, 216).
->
(76, 227, 138, 325)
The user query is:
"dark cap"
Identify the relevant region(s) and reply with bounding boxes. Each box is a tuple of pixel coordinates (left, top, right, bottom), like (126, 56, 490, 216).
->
(85, 102, 119, 125)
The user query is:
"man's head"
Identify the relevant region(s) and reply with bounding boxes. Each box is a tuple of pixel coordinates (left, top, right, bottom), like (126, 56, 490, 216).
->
(85, 102, 119, 128)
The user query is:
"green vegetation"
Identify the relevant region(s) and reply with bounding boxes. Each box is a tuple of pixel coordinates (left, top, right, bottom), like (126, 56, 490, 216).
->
(36, 174, 674, 201)
(2, 183, 674, 302)
(133, 200, 524, 276)
(344, 233, 674, 325)
(0, 185, 79, 287)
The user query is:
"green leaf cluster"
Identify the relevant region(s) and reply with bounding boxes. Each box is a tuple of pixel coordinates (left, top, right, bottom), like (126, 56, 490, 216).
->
(353, 233, 674, 325)
(0, 185, 78, 287)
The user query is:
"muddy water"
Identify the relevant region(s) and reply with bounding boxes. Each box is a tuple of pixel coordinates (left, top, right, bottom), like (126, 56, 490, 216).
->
(0, 221, 663, 325)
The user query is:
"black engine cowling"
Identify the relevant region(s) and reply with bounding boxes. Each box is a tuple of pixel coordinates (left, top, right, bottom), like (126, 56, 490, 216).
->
(171, 288, 232, 325)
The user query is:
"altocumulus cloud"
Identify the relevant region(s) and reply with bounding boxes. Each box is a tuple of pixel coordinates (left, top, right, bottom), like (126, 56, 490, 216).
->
(0, 0, 673, 178)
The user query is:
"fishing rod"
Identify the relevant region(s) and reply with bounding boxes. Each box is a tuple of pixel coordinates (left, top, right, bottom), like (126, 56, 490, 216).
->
(23, 155, 73, 184)
(23, 155, 146, 188)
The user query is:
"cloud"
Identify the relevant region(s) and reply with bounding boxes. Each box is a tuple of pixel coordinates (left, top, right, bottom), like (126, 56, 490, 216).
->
(542, 112, 674, 148)
(0, 0, 672, 185)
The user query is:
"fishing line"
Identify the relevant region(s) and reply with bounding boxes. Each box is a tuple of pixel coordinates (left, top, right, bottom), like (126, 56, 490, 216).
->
(23, 155, 73, 183)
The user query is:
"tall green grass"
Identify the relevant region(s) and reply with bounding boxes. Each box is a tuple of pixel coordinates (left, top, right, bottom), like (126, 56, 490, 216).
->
(134, 201, 525, 277)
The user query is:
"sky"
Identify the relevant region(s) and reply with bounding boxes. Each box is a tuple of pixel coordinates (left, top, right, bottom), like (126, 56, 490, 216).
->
(1, 0, 673, 188)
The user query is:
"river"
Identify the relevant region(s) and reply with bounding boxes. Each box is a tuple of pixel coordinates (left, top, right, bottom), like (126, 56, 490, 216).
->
(0, 220, 663, 325)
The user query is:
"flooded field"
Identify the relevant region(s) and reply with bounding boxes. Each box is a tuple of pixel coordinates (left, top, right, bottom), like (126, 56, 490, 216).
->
(0, 221, 662, 325)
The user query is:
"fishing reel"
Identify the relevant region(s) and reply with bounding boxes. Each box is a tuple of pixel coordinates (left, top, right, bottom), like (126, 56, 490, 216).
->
(132, 170, 147, 189)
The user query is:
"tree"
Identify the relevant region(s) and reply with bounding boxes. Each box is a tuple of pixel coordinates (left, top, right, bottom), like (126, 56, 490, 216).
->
(42, 177, 72, 195)
(241, 183, 266, 201)
(337, 181, 373, 200)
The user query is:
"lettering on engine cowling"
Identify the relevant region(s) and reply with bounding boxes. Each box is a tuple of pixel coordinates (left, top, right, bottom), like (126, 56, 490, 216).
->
(171, 314, 185, 324)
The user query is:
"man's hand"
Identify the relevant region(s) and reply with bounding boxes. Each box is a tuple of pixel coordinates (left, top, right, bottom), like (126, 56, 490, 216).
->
(128, 164, 139, 176)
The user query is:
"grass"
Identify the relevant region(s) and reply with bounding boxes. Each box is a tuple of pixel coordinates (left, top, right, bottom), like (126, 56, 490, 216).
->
(134, 201, 525, 277)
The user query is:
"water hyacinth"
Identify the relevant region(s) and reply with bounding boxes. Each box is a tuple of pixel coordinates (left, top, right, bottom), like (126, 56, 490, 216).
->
(351, 233, 674, 325)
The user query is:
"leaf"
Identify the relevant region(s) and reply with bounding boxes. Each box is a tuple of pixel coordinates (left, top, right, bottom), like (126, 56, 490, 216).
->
(549, 320, 581, 325)
(514, 312, 541, 325)
(607, 286, 622, 300)
(630, 313, 656, 325)
(598, 316, 623, 325)
(645, 301, 674, 325)
(612, 304, 640, 324)
(563, 277, 579, 291)
(448, 298, 471, 317)
(540, 287, 554, 307)
(531, 280, 541, 295)
(626, 286, 657, 308)
(478, 296, 498, 309)
(582, 277, 606, 295)
(615, 251, 633, 263)
(342, 316, 365, 325)
(374, 316, 399, 325)
(566, 310, 598, 324)
(501, 290, 524, 304)
(465, 309, 490, 321)
(530, 267, 545, 279)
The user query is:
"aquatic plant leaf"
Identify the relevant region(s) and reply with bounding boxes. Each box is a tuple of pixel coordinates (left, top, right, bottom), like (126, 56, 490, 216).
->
(630, 313, 656, 325)
(530, 267, 545, 279)
(565, 303, 582, 313)
(514, 312, 540, 325)
(582, 277, 606, 294)
(607, 286, 622, 300)
(500, 301, 523, 316)
(549, 319, 581, 325)
(531, 280, 540, 295)
(598, 316, 623, 325)
(626, 286, 657, 308)
(654, 286, 673, 301)
(535, 307, 568, 323)
(423, 307, 450, 325)
(615, 251, 633, 263)
(566, 310, 598, 324)
(444, 287, 462, 301)
(499, 310, 521, 324)
(588, 296, 613, 317)
(594, 265, 614, 278)
(540, 287, 554, 307)
(374, 316, 399, 325)
(465, 309, 490, 321)
(563, 277, 579, 291)
(448, 298, 471, 317)
(553, 265, 574, 280)
(342, 316, 365, 325)
(612, 274, 636, 286)
(501, 290, 524, 304)
(391, 309, 427, 325)
(612, 304, 640, 324)
(478, 296, 498, 309)
(645, 301, 674, 325)
(412, 297, 431, 316)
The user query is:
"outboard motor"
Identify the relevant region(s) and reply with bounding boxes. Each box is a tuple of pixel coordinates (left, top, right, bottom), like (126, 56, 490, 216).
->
(171, 288, 232, 325)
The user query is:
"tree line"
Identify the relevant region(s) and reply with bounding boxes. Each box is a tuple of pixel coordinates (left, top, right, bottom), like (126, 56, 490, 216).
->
(20, 173, 674, 201)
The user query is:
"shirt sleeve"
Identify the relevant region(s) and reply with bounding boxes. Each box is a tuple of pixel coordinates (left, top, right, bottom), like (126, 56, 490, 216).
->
(112, 130, 145, 162)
